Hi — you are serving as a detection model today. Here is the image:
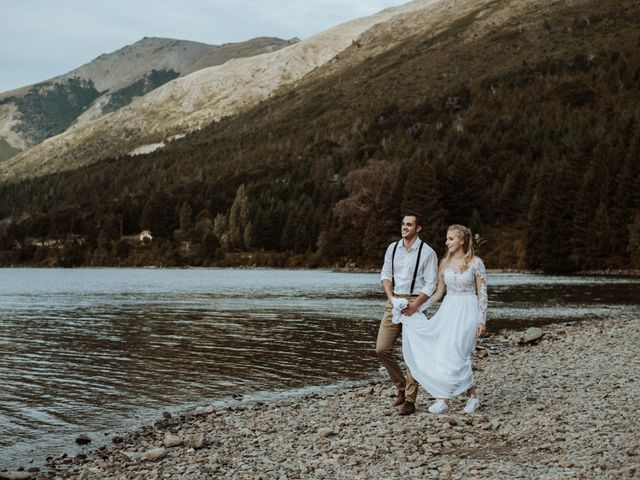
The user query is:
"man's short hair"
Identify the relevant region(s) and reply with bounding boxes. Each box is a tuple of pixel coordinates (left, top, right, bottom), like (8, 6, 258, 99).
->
(403, 212, 423, 228)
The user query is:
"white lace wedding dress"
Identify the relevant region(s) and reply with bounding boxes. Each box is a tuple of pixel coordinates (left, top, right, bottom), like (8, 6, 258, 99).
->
(397, 257, 488, 399)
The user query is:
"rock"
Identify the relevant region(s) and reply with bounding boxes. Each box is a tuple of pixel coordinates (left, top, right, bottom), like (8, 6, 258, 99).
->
(163, 432, 183, 448)
(185, 433, 206, 449)
(439, 465, 453, 476)
(122, 451, 143, 461)
(357, 387, 374, 397)
(143, 448, 167, 462)
(75, 434, 92, 445)
(318, 427, 335, 437)
(521, 327, 544, 344)
(0, 473, 32, 480)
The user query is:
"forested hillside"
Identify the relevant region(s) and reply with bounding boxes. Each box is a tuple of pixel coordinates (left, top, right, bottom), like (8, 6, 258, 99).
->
(0, 0, 638, 271)
(1, 78, 100, 145)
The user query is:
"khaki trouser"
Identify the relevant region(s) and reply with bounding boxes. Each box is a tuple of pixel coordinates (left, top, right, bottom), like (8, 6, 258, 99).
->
(375, 296, 419, 403)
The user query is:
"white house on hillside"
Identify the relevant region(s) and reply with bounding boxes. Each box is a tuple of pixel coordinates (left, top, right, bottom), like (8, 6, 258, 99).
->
(139, 230, 153, 243)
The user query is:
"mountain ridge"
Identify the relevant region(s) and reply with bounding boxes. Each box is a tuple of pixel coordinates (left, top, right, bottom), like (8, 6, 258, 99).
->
(0, 0, 440, 183)
(0, 36, 297, 159)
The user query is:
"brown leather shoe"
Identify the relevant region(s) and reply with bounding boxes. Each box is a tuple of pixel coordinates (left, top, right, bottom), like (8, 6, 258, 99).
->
(399, 401, 416, 415)
(392, 391, 406, 407)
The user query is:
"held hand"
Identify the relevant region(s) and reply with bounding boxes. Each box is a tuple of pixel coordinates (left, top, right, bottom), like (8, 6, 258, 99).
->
(476, 323, 486, 337)
(402, 302, 418, 316)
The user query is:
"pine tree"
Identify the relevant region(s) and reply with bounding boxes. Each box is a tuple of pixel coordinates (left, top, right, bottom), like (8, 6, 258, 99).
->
(139, 193, 176, 238)
(526, 193, 544, 269)
(362, 162, 405, 260)
(179, 201, 193, 232)
(401, 160, 448, 251)
(610, 128, 640, 256)
(243, 222, 253, 250)
(589, 202, 613, 266)
(228, 184, 250, 249)
(627, 211, 640, 269)
(571, 167, 597, 269)
(444, 154, 485, 224)
(213, 213, 228, 250)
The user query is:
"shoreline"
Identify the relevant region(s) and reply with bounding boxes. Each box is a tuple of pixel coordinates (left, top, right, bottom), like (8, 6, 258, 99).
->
(2, 265, 640, 278)
(4, 317, 638, 479)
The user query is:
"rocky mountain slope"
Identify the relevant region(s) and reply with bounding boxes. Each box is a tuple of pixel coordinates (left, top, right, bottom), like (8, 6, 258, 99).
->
(0, 0, 442, 183)
(0, 36, 296, 161)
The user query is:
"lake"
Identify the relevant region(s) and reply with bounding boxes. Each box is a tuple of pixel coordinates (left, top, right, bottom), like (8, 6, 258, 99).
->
(1, 268, 639, 468)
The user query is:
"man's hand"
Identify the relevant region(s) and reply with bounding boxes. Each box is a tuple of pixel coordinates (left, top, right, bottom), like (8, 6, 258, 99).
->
(476, 323, 486, 336)
(401, 302, 418, 316)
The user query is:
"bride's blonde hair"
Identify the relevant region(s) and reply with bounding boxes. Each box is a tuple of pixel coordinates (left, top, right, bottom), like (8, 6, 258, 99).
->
(440, 224, 475, 272)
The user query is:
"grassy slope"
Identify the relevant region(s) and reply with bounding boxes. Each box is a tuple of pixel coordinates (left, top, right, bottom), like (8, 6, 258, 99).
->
(0, 138, 21, 162)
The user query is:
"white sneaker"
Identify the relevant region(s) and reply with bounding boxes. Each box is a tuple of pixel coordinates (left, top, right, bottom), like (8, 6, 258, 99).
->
(463, 397, 480, 414)
(428, 399, 449, 414)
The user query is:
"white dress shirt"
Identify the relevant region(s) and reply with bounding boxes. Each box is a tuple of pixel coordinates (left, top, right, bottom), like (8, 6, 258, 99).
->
(380, 238, 438, 297)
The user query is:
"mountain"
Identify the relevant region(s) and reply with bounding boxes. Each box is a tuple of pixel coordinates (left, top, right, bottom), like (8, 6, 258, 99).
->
(0, 0, 440, 183)
(0, 0, 638, 273)
(0, 36, 297, 161)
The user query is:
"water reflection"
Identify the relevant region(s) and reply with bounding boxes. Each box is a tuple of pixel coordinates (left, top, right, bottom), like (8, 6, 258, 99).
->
(0, 268, 638, 468)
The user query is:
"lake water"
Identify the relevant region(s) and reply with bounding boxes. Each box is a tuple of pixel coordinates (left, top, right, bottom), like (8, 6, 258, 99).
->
(1, 268, 639, 468)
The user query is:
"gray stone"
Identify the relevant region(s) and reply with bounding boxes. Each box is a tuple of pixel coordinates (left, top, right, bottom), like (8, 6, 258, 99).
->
(143, 448, 167, 462)
(163, 432, 183, 448)
(122, 451, 143, 461)
(185, 433, 206, 449)
(0, 473, 32, 480)
(318, 427, 335, 437)
(521, 327, 544, 343)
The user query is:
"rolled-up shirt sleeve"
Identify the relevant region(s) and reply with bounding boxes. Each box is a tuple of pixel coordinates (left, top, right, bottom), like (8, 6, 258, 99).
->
(420, 249, 438, 297)
(380, 243, 395, 283)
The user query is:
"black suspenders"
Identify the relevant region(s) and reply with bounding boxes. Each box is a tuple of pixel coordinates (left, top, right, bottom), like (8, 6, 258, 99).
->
(391, 241, 399, 290)
(411, 241, 424, 294)
(391, 240, 424, 295)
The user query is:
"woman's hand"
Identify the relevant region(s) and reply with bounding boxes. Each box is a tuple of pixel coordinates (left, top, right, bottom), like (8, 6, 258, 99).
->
(402, 302, 418, 316)
(476, 323, 486, 337)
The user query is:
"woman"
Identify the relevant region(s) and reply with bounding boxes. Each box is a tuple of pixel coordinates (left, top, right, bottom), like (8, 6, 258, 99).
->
(394, 224, 487, 414)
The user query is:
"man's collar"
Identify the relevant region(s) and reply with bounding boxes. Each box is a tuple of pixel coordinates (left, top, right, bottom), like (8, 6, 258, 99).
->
(402, 238, 421, 250)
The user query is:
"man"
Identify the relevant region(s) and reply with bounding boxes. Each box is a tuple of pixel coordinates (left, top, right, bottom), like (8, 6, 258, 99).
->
(376, 213, 438, 415)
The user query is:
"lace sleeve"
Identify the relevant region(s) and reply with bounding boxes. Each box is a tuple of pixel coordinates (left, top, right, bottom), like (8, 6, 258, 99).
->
(473, 258, 488, 325)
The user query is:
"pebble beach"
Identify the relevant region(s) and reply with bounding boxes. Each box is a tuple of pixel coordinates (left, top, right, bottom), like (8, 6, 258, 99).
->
(2, 317, 639, 480)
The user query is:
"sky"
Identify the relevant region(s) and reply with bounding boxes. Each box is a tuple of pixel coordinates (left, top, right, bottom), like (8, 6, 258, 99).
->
(0, 0, 409, 93)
